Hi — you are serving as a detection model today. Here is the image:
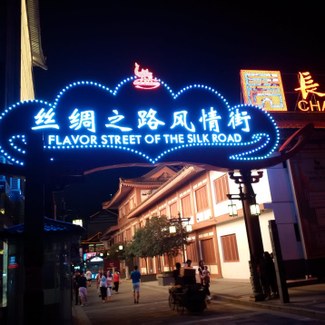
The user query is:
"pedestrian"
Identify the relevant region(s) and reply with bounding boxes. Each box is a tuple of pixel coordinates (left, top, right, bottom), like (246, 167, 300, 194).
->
(78, 271, 88, 306)
(107, 270, 113, 301)
(172, 262, 183, 286)
(99, 271, 108, 303)
(113, 270, 120, 293)
(264, 252, 279, 298)
(130, 265, 141, 304)
(85, 269, 92, 287)
(258, 251, 279, 300)
(201, 265, 211, 300)
(96, 270, 102, 297)
(73, 270, 81, 305)
(184, 259, 193, 268)
(182, 259, 196, 285)
(198, 260, 205, 285)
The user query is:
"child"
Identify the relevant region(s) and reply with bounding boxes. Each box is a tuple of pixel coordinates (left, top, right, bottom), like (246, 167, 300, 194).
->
(201, 265, 211, 300)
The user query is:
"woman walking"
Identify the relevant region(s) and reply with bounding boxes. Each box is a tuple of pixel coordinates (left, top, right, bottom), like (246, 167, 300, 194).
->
(99, 271, 108, 303)
(113, 270, 120, 293)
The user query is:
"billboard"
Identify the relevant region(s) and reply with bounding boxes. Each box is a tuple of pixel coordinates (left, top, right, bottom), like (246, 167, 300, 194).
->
(240, 70, 287, 112)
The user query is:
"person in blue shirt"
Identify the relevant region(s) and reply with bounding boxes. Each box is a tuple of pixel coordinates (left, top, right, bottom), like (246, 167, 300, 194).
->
(130, 265, 141, 304)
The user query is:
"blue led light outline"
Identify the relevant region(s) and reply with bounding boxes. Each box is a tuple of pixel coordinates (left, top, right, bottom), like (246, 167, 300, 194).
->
(0, 77, 280, 166)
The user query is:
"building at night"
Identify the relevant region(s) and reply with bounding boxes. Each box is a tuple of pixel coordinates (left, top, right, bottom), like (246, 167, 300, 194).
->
(100, 70, 325, 282)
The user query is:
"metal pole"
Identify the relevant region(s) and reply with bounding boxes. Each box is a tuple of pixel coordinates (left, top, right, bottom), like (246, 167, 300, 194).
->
(178, 212, 186, 263)
(24, 133, 45, 323)
(269, 220, 290, 303)
(241, 171, 265, 301)
(228, 170, 265, 301)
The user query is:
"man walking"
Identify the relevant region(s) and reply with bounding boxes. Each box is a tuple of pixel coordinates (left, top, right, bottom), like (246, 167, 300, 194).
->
(78, 271, 88, 306)
(130, 265, 141, 304)
(73, 270, 81, 305)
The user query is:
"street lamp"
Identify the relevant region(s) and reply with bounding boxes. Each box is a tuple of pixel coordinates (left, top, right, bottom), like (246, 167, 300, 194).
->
(227, 170, 265, 301)
(169, 212, 191, 263)
(228, 200, 238, 217)
(227, 185, 261, 218)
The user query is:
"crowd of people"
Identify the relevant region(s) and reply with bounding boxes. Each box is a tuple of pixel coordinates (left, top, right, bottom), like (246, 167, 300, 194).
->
(73, 268, 121, 305)
(72, 260, 213, 307)
(72, 253, 278, 306)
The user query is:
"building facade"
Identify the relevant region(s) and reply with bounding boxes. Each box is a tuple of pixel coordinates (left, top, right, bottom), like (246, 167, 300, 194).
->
(100, 84, 325, 281)
(102, 164, 278, 279)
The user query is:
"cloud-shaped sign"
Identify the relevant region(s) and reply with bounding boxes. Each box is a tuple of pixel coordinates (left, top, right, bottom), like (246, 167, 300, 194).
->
(0, 76, 279, 171)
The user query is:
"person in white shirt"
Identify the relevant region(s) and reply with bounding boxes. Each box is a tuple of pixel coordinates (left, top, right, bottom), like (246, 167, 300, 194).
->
(99, 272, 108, 303)
(85, 269, 92, 287)
(106, 270, 113, 301)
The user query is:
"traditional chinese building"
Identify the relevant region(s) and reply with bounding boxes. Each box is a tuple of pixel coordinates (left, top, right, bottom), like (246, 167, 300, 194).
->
(101, 164, 276, 279)
(100, 70, 325, 281)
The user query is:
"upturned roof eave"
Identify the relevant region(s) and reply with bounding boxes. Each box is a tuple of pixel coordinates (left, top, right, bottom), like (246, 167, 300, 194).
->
(126, 165, 204, 219)
(102, 171, 174, 209)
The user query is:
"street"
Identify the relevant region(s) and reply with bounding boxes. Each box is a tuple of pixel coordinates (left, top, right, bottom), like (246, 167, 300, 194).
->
(73, 281, 324, 324)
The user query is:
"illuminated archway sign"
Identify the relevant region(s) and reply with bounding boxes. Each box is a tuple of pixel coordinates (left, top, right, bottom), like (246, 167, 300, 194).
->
(0, 63, 280, 171)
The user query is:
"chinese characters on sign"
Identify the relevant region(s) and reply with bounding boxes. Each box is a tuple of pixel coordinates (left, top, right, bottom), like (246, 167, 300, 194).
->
(38, 106, 251, 147)
(295, 72, 325, 112)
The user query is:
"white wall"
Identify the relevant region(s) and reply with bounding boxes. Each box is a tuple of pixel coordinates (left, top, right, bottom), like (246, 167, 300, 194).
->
(217, 218, 250, 279)
(216, 211, 275, 279)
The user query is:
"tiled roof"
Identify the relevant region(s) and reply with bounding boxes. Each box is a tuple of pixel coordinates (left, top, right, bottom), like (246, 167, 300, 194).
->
(100, 225, 119, 240)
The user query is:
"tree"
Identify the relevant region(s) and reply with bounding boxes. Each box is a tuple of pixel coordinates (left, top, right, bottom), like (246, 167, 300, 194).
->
(127, 216, 189, 273)
(106, 243, 126, 260)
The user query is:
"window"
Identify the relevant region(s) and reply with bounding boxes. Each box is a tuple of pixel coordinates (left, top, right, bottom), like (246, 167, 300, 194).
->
(129, 196, 136, 210)
(169, 202, 178, 218)
(214, 174, 229, 203)
(126, 228, 131, 241)
(160, 208, 166, 217)
(186, 241, 198, 264)
(123, 202, 130, 215)
(195, 185, 208, 212)
(221, 234, 239, 262)
(200, 238, 216, 264)
(181, 195, 192, 218)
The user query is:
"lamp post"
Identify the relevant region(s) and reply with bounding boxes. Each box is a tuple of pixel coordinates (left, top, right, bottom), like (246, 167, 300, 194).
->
(227, 169, 265, 301)
(169, 212, 191, 263)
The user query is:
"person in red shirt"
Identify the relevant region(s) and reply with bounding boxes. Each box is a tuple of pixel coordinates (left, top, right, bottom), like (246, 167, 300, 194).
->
(113, 270, 120, 293)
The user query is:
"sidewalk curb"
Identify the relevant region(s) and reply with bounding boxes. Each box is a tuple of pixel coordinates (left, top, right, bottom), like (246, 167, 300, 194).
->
(214, 294, 325, 321)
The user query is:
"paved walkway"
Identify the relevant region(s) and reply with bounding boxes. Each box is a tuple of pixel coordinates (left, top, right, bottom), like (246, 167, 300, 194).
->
(73, 278, 325, 323)
(210, 278, 325, 320)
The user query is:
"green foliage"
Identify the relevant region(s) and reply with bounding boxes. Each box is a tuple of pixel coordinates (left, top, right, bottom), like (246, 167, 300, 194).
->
(127, 215, 189, 259)
(106, 242, 126, 260)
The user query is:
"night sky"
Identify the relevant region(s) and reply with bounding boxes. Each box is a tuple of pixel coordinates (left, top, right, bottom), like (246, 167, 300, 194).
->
(33, 1, 325, 218)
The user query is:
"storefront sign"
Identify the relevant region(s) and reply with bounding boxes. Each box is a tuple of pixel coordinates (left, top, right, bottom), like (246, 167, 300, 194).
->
(295, 71, 325, 112)
(240, 70, 287, 111)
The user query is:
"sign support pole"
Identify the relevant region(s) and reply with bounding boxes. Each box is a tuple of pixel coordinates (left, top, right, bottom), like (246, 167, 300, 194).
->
(23, 133, 45, 323)
(229, 170, 265, 301)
